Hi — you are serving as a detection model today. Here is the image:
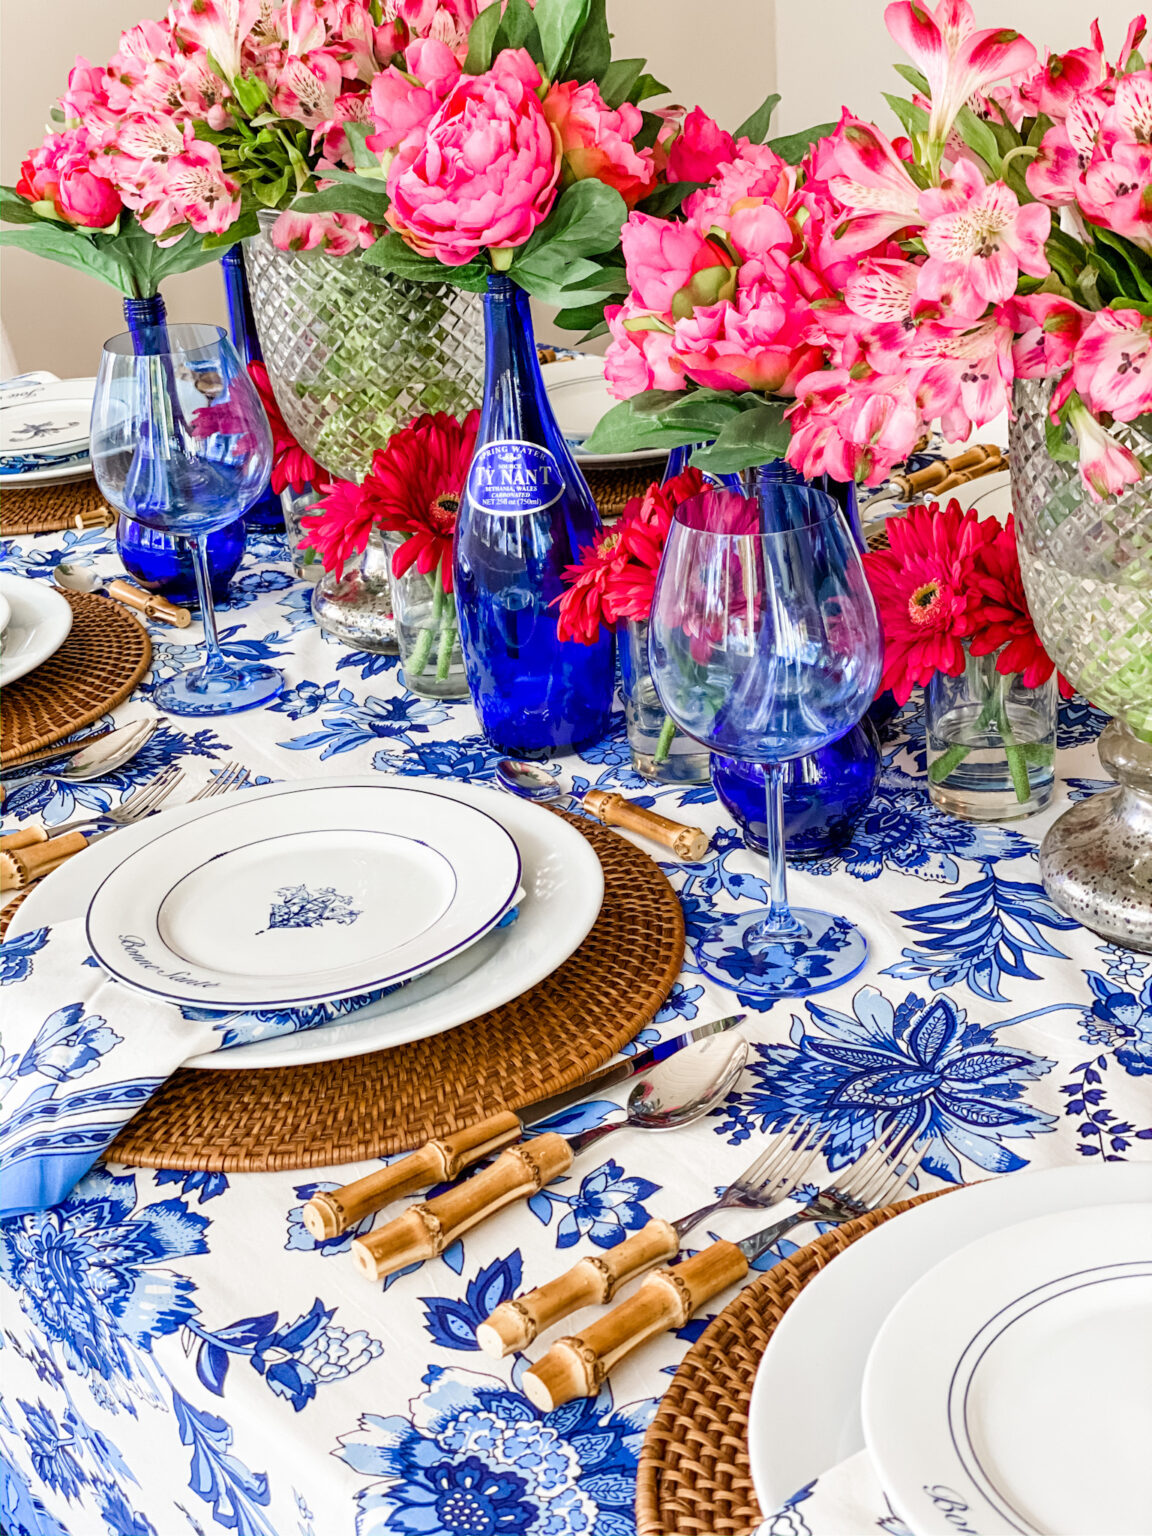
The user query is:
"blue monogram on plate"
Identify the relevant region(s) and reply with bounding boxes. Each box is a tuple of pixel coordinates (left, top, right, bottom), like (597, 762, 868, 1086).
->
(259, 885, 362, 933)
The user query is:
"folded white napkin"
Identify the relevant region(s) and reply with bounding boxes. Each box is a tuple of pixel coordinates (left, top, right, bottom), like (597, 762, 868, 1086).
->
(0, 920, 409, 1217)
(755, 1450, 905, 1535)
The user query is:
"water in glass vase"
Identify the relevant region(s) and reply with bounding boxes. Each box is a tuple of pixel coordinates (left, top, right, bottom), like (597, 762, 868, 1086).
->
(454, 275, 614, 755)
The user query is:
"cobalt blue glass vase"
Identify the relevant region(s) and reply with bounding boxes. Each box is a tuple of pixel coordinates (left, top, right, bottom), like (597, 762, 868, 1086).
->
(711, 717, 881, 859)
(117, 293, 247, 607)
(454, 275, 614, 754)
(221, 247, 284, 533)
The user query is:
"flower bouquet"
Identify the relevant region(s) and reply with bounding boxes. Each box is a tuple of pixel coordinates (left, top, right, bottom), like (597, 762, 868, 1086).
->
(301, 408, 478, 696)
(865, 498, 1064, 818)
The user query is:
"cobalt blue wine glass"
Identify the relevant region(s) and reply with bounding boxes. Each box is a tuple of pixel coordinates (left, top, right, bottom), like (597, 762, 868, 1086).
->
(91, 324, 281, 715)
(649, 480, 883, 999)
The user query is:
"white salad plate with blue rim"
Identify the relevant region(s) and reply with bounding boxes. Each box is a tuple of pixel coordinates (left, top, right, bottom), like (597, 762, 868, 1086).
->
(0, 572, 74, 687)
(747, 1163, 1152, 1518)
(13, 775, 604, 1066)
(540, 357, 667, 466)
(83, 781, 523, 1011)
(863, 1199, 1152, 1536)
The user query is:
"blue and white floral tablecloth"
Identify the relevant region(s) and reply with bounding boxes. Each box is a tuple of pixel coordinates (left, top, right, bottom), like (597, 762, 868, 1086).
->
(1, 522, 1150, 1536)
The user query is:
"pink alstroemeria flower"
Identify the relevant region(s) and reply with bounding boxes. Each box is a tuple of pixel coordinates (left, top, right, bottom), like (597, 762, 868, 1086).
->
(842, 259, 923, 371)
(134, 137, 242, 240)
(1072, 306, 1152, 421)
(919, 161, 1051, 318)
(1081, 141, 1152, 252)
(1026, 97, 1107, 205)
(271, 207, 375, 253)
(169, 0, 261, 81)
(1066, 393, 1145, 502)
(884, 0, 1037, 153)
(786, 370, 922, 486)
(826, 116, 923, 255)
(1006, 293, 1090, 379)
(270, 50, 343, 127)
(910, 312, 1015, 439)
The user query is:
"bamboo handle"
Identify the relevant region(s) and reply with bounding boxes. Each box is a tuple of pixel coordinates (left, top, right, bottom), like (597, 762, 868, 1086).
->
(351, 1132, 574, 1281)
(303, 1111, 524, 1240)
(0, 826, 48, 851)
(105, 580, 192, 628)
(74, 505, 115, 531)
(522, 1241, 750, 1411)
(582, 791, 710, 862)
(0, 830, 89, 892)
(894, 444, 1003, 498)
(477, 1218, 681, 1357)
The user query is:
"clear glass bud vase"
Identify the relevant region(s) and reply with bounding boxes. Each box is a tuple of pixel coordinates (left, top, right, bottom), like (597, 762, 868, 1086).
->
(926, 644, 1056, 820)
(384, 535, 468, 699)
(311, 528, 398, 653)
(620, 618, 710, 783)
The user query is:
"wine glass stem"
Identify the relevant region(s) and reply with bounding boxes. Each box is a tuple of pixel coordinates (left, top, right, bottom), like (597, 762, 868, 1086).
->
(191, 535, 227, 675)
(758, 764, 800, 938)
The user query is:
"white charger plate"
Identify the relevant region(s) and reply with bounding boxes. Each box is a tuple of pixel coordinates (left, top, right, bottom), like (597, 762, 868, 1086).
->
(0, 573, 74, 687)
(863, 1202, 1152, 1536)
(11, 775, 604, 1069)
(541, 357, 667, 466)
(747, 1163, 1152, 1516)
(0, 377, 95, 457)
(85, 782, 522, 1010)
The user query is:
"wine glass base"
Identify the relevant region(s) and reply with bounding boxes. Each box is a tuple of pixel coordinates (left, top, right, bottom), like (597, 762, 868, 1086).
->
(154, 662, 283, 717)
(694, 907, 868, 1001)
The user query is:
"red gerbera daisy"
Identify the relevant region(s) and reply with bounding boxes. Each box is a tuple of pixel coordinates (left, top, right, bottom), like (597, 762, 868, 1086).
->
(864, 499, 999, 705)
(556, 527, 625, 644)
(299, 477, 375, 578)
(959, 514, 1066, 691)
(248, 362, 320, 495)
(362, 410, 479, 594)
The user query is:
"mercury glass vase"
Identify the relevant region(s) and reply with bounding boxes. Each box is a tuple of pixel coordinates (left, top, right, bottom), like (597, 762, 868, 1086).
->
(1011, 378, 1152, 946)
(926, 643, 1056, 821)
(243, 211, 484, 482)
(620, 618, 711, 783)
(384, 534, 467, 699)
(311, 528, 398, 654)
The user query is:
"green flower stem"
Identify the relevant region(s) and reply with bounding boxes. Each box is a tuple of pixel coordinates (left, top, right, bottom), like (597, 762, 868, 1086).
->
(408, 624, 435, 678)
(654, 713, 678, 765)
(436, 617, 457, 682)
(928, 673, 1002, 783)
(995, 672, 1033, 804)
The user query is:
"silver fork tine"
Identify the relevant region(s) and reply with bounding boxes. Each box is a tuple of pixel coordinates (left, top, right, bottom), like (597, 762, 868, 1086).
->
(729, 1116, 805, 1194)
(875, 1138, 928, 1207)
(853, 1124, 919, 1206)
(122, 764, 182, 818)
(188, 762, 248, 801)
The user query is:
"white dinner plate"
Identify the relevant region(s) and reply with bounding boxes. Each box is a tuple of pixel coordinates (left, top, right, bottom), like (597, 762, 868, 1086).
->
(747, 1163, 1152, 1515)
(0, 591, 10, 641)
(84, 782, 522, 1010)
(11, 775, 605, 1068)
(541, 357, 668, 466)
(0, 456, 93, 487)
(863, 1202, 1152, 1536)
(0, 573, 74, 687)
(0, 377, 95, 459)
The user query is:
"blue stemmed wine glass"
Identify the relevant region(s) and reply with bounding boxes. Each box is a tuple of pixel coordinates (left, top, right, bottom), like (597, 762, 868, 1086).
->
(91, 324, 281, 715)
(649, 480, 883, 999)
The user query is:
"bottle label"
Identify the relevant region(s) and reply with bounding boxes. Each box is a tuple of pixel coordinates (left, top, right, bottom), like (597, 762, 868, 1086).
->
(466, 440, 563, 517)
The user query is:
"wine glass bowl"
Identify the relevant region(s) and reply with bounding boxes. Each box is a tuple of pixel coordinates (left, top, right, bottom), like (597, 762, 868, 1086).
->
(91, 325, 281, 716)
(649, 480, 882, 999)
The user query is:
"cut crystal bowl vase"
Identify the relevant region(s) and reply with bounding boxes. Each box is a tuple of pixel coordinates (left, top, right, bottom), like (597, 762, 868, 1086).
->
(1011, 379, 1152, 950)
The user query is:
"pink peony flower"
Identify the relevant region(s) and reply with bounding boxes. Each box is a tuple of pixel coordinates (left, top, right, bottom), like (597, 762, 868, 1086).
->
(384, 48, 560, 265)
(786, 369, 922, 486)
(884, 0, 1037, 151)
(1065, 393, 1145, 501)
(17, 131, 122, 229)
(270, 208, 376, 253)
(541, 80, 655, 208)
(673, 283, 821, 396)
(1072, 306, 1152, 421)
(1007, 292, 1090, 379)
(367, 37, 461, 153)
(665, 108, 737, 184)
(918, 162, 1051, 319)
(620, 211, 736, 316)
(604, 300, 684, 398)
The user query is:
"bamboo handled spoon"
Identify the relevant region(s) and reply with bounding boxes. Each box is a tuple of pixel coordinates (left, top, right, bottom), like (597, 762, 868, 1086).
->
(495, 759, 710, 861)
(351, 1030, 749, 1282)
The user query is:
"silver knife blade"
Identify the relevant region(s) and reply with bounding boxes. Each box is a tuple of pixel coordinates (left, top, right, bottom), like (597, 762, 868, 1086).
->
(1, 728, 121, 781)
(520, 1013, 746, 1130)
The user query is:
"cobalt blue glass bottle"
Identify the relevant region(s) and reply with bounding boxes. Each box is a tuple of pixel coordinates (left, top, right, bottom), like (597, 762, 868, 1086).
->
(116, 292, 247, 607)
(454, 275, 614, 754)
(221, 247, 284, 532)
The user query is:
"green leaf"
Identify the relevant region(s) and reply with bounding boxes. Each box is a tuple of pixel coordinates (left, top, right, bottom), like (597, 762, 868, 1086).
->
(0, 225, 132, 293)
(1093, 225, 1152, 302)
(583, 396, 706, 454)
(892, 63, 929, 93)
(511, 180, 628, 302)
(565, 0, 610, 83)
(692, 401, 791, 473)
(202, 210, 260, 249)
(1044, 406, 1079, 463)
(494, 0, 543, 61)
(553, 302, 610, 337)
(954, 105, 1002, 174)
(535, 0, 591, 79)
(0, 188, 43, 226)
(344, 121, 382, 173)
(629, 72, 669, 105)
(735, 92, 781, 145)
(768, 121, 838, 165)
(295, 182, 389, 222)
(883, 92, 930, 138)
(361, 230, 491, 291)
(634, 110, 664, 153)
(634, 180, 705, 219)
(232, 73, 269, 117)
(600, 57, 644, 110)
(464, 0, 504, 73)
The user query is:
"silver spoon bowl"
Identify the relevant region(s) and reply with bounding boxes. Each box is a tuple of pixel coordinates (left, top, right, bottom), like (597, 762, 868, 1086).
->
(496, 757, 581, 811)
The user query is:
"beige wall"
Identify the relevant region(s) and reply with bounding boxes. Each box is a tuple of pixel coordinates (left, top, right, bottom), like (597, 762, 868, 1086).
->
(0, 0, 1131, 375)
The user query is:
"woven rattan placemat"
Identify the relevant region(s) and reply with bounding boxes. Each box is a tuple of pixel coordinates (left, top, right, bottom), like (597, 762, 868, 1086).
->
(636, 1188, 946, 1536)
(108, 815, 686, 1173)
(1, 477, 115, 537)
(585, 461, 664, 521)
(1, 590, 152, 764)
